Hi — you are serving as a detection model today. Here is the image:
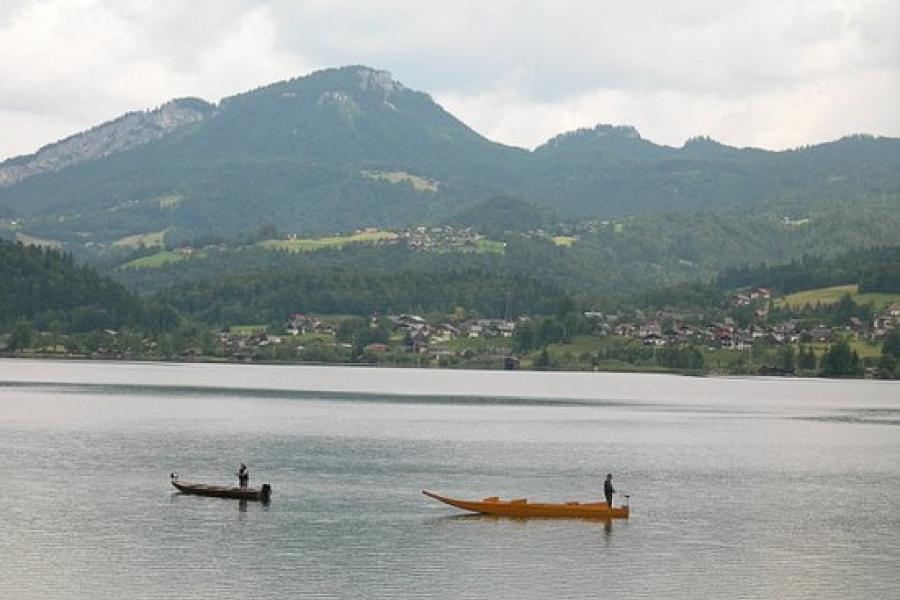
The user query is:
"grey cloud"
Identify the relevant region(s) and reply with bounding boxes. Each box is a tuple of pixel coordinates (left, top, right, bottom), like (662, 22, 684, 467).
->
(0, 0, 897, 159)
(256, 0, 899, 100)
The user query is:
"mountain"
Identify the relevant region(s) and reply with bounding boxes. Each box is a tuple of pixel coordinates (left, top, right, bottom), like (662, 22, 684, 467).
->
(0, 66, 526, 245)
(1, 66, 898, 251)
(0, 98, 213, 187)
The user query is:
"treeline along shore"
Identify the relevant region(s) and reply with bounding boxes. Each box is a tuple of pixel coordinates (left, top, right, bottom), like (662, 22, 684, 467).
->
(3, 239, 900, 379)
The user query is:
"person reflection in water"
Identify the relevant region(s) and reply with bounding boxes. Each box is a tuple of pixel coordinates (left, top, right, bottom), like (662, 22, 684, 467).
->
(237, 462, 249, 489)
(604, 473, 616, 508)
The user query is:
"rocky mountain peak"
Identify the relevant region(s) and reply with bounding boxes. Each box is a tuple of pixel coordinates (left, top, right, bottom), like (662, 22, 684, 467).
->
(355, 67, 404, 94)
(0, 97, 213, 187)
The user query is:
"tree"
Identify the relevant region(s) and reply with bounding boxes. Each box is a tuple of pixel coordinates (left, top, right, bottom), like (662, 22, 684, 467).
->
(882, 330, 900, 359)
(798, 345, 817, 371)
(7, 320, 34, 351)
(513, 320, 537, 353)
(822, 340, 862, 377)
(779, 344, 797, 371)
(834, 293, 856, 326)
(877, 354, 897, 379)
(337, 317, 368, 343)
(534, 348, 551, 370)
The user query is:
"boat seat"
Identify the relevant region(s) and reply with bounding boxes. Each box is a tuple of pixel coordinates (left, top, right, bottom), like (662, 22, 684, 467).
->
(481, 496, 500, 503)
(565, 501, 580, 506)
(509, 498, 527, 504)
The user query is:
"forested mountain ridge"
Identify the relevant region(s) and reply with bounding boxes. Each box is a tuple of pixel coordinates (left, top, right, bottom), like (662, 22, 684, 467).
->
(0, 240, 151, 332)
(0, 98, 213, 187)
(1, 65, 898, 250)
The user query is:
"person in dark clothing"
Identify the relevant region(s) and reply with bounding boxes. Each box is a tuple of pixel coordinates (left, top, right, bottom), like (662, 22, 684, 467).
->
(237, 462, 249, 489)
(604, 473, 615, 508)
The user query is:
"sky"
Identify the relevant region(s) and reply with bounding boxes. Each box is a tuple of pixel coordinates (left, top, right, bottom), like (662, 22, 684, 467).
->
(1, 0, 898, 160)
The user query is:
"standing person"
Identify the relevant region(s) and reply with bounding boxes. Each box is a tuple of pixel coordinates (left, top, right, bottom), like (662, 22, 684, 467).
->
(604, 473, 615, 508)
(237, 462, 249, 489)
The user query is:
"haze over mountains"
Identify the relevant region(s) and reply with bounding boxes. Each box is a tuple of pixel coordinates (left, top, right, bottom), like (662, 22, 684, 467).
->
(1, 65, 899, 249)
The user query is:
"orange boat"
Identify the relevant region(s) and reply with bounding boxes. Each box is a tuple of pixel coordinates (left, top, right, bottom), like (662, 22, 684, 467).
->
(422, 490, 629, 519)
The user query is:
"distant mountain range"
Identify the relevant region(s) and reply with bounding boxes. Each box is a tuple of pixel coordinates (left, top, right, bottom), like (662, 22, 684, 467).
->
(1, 65, 899, 248)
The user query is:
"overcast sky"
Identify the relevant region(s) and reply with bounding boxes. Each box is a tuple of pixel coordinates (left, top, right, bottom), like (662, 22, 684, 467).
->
(1, 0, 898, 160)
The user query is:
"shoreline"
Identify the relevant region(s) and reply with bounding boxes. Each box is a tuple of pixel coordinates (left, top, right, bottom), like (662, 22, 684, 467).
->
(0, 349, 818, 378)
(2, 356, 897, 407)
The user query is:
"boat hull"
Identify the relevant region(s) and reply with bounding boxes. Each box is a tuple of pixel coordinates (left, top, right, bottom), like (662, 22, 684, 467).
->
(171, 477, 271, 502)
(422, 490, 628, 519)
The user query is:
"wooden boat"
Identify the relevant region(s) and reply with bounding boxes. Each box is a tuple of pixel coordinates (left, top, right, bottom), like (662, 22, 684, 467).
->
(170, 473, 272, 502)
(422, 490, 629, 519)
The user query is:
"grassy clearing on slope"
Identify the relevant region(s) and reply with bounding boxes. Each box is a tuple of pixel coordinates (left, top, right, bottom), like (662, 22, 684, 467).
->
(113, 230, 166, 248)
(228, 324, 267, 335)
(807, 340, 883, 359)
(778, 284, 900, 311)
(15, 232, 62, 248)
(361, 170, 439, 192)
(259, 230, 398, 252)
(121, 250, 193, 269)
(453, 239, 506, 254)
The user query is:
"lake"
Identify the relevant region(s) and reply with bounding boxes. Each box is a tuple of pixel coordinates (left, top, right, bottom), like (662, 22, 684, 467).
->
(1, 359, 898, 599)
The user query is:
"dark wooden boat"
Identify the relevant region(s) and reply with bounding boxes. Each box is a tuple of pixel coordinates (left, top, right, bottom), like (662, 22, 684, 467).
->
(170, 473, 272, 502)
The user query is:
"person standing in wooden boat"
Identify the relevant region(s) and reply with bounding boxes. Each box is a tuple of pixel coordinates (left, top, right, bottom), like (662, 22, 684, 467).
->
(604, 473, 616, 508)
(237, 463, 249, 489)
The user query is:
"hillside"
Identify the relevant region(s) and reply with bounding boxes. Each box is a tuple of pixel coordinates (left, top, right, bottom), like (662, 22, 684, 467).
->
(0, 240, 147, 332)
(1, 65, 898, 254)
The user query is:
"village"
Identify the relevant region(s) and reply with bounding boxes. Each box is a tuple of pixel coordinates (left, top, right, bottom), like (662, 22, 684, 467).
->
(211, 287, 900, 375)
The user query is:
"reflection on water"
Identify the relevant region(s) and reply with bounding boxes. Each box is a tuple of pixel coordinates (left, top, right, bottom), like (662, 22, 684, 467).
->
(0, 361, 898, 600)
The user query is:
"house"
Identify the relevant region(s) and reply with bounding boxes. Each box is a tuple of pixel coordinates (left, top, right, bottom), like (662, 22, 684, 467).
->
(496, 321, 516, 338)
(614, 323, 636, 337)
(392, 314, 427, 328)
(873, 315, 892, 330)
(407, 328, 429, 353)
(639, 322, 662, 338)
(773, 320, 797, 335)
(732, 294, 751, 306)
(804, 326, 834, 343)
(435, 323, 460, 339)
(717, 332, 736, 349)
(287, 313, 319, 334)
(764, 332, 785, 345)
(641, 333, 666, 346)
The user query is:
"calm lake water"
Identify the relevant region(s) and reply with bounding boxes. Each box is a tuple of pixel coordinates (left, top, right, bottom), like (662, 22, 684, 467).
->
(1, 359, 898, 599)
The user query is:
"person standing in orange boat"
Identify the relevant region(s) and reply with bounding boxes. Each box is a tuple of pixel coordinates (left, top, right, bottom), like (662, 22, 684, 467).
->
(604, 473, 616, 508)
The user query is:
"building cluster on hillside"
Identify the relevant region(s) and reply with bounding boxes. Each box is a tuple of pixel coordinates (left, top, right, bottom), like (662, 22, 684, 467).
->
(212, 300, 900, 361)
(730, 287, 772, 306)
(384, 314, 517, 354)
(214, 311, 520, 359)
(391, 225, 494, 252)
(874, 303, 900, 340)
(589, 299, 900, 350)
